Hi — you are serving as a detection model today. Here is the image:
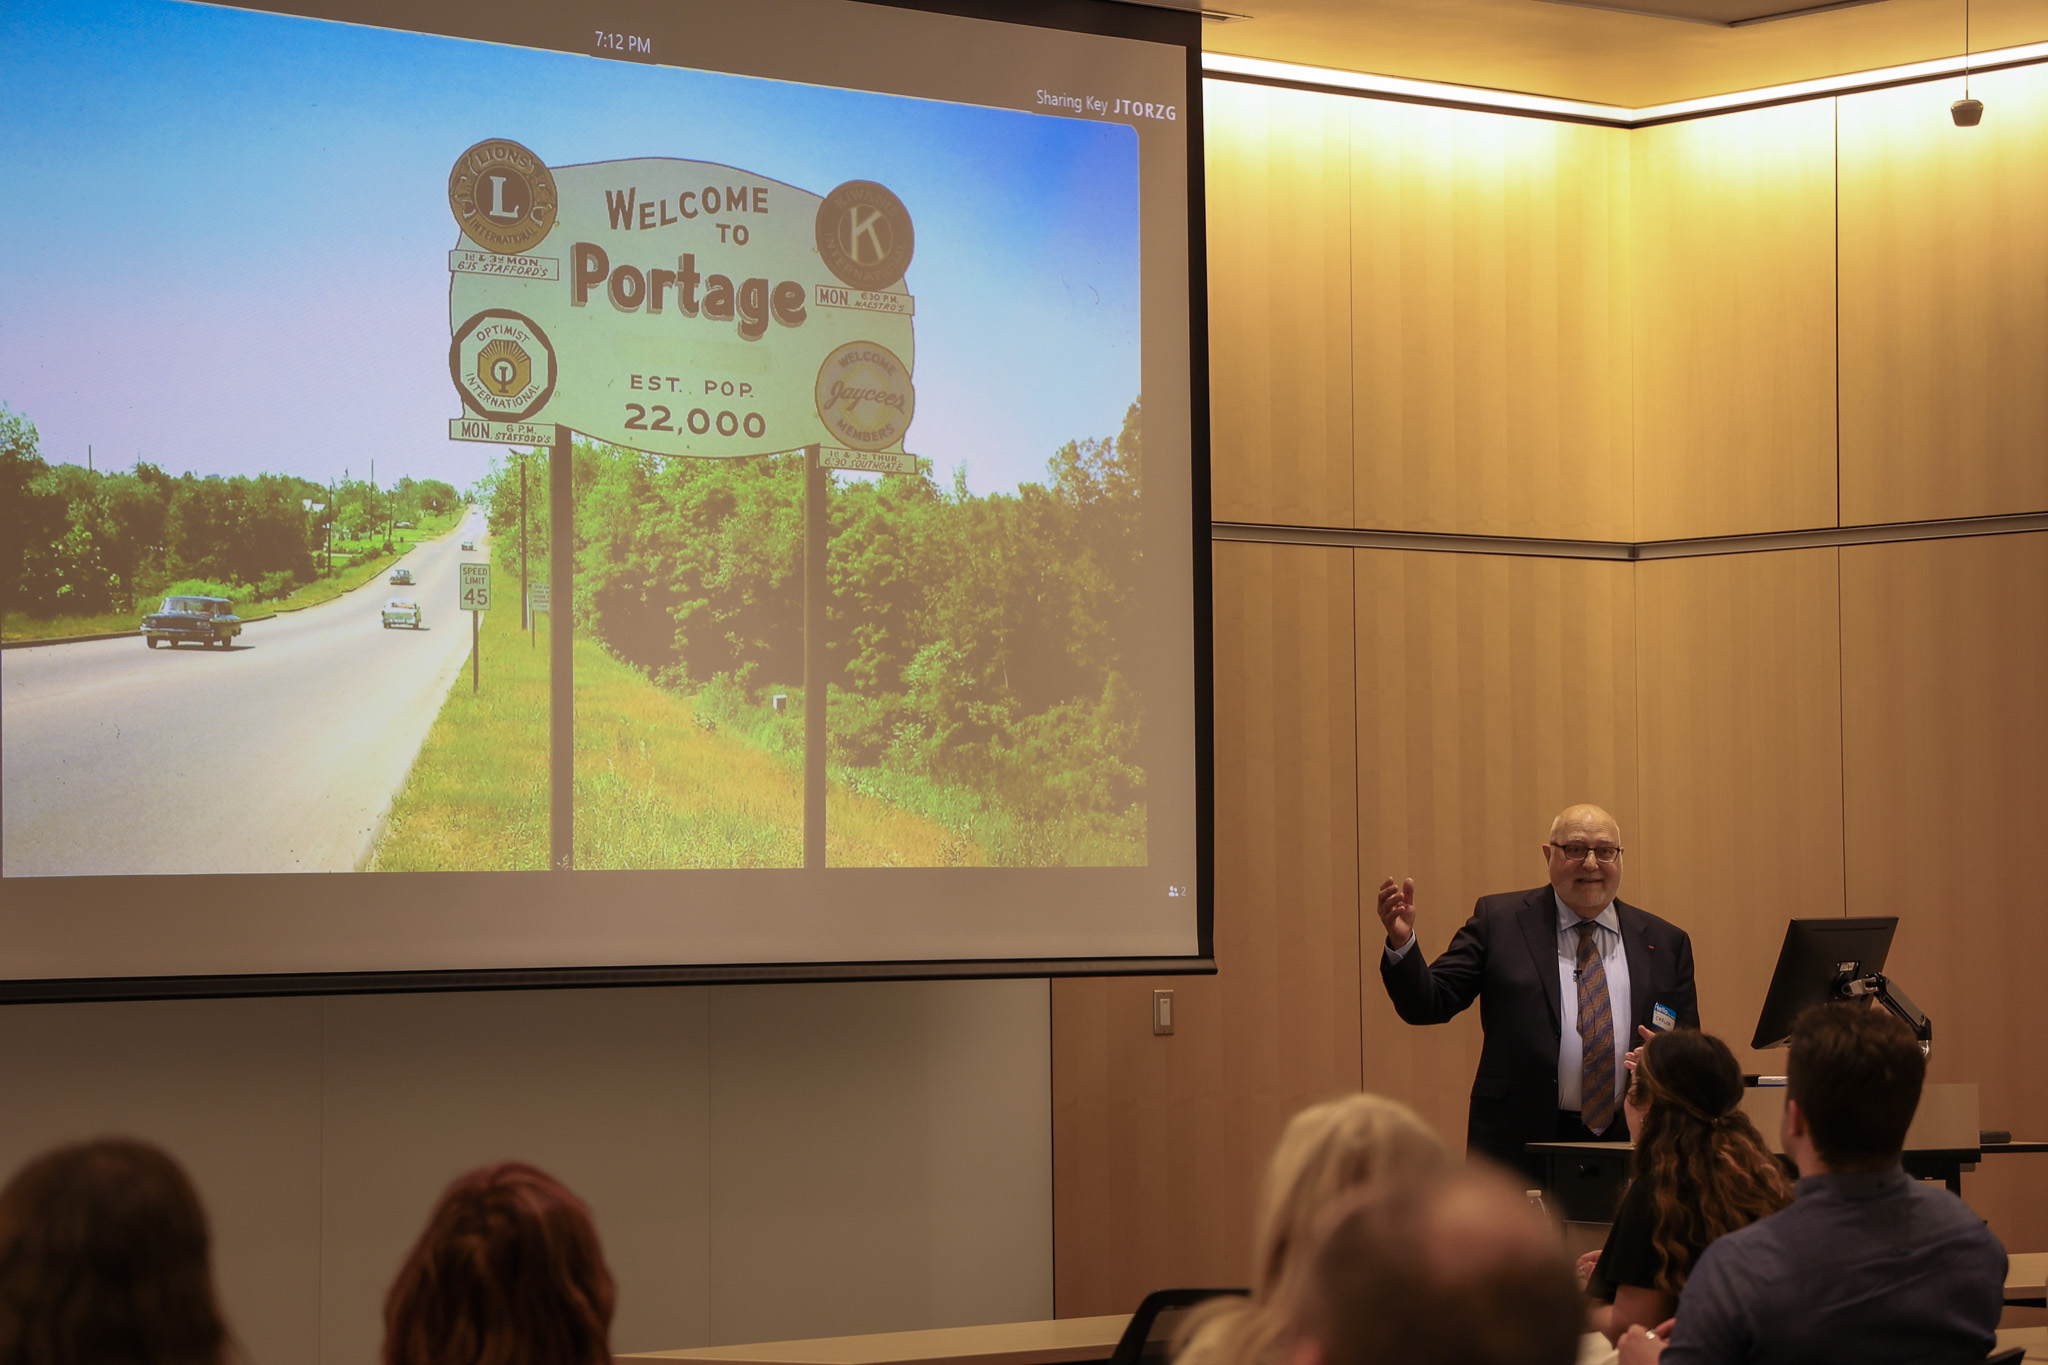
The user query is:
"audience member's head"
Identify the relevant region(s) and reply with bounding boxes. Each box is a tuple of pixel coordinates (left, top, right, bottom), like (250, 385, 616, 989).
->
(0, 1137, 231, 1365)
(1785, 1003, 1925, 1171)
(1291, 1166, 1582, 1365)
(1623, 1027, 1791, 1292)
(382, 1162, 614, 1365)
(1248, 1094, 1446, 1298)
(1175, 1095, 1445, 1365)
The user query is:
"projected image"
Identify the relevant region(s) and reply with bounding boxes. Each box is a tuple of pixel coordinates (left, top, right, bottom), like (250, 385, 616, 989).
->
(1, 0, 1146, 877)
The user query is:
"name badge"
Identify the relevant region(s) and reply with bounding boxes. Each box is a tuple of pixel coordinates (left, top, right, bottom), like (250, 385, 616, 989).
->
(1652, 1002, 1678, 1032)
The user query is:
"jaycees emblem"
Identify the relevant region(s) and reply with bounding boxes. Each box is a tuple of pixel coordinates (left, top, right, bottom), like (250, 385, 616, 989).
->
(449, 139, 559, 255)
(451, 310, 558, 421)
(815, 342, 913, 452)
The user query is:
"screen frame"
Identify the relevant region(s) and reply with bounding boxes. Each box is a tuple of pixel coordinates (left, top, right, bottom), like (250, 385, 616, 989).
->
(0, 0, 1216, 1003)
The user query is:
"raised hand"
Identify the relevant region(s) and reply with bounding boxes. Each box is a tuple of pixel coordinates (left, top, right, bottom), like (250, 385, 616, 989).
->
(1375, 876, 1417, 949)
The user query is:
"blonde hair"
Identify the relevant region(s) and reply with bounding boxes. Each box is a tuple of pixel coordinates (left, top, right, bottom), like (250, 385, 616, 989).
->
(1176, 1095, 1446, 1365)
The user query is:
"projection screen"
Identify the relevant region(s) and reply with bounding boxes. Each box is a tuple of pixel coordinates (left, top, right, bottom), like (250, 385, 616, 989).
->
(0, 0, 1212, 999)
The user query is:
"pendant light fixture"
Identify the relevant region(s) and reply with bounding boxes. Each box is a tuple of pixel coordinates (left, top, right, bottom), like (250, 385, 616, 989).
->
(1952, 0, 1984, 125)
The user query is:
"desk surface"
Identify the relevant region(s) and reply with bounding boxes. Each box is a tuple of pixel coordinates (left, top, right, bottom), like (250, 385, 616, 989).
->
(617, 1315, 1132, 1365)
(1995, 1327, 2047, 1362)
(2011, 1251, 2048, 1300)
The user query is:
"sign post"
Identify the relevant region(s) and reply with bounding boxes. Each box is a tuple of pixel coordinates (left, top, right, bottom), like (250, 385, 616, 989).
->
(549, 427, 572, 870)
(804, 445, 828, 872)
(459, 562, 491, 694)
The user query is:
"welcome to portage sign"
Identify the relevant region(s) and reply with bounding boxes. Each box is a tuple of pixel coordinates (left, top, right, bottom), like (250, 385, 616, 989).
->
(445, 138, 916, 460)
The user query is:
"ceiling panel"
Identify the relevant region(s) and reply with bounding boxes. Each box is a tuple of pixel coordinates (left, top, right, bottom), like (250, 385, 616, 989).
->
(1197, 0, 2048, 109)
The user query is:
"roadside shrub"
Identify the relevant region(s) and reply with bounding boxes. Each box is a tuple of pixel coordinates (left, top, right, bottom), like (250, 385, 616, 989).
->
(157, 578, 242, 605)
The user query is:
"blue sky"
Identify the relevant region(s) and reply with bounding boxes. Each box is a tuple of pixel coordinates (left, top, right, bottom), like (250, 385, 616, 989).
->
(0, 0, 1141, 496)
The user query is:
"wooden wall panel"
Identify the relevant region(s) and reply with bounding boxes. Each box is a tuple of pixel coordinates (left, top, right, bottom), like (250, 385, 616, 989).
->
(1840, 531, 2048, 1251)
(1052, 542, 1362, 1315)
(1353, 550, 1638, 1151)
(1349, 103, 1633, 540)
(1839, 65, 2048, 525)
(1633, 550, 1846, 1079)
(1633, 101, 1838, 541)
(1205, 81, 1356, 528)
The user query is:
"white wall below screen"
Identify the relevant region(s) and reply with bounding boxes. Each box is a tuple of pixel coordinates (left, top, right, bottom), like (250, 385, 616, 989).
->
(0, 977, 1054, 1364)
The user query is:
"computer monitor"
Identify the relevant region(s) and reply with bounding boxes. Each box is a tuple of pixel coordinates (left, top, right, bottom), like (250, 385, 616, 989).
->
(1750, 916, 1900, 1050)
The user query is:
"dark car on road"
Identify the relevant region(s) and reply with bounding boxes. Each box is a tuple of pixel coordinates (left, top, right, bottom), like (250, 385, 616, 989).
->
(142, 596, 242, 649)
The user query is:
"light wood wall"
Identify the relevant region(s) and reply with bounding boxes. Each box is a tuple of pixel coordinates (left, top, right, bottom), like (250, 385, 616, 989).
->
(1839, 67, 2048, 525)
(1054, 67, 2048, 1314)
(1349, 104, 1634, 540)
(1839, 531, 2048, 1249)
(1206, 81, 1356, 528)
(1631, 101, 1839, 541)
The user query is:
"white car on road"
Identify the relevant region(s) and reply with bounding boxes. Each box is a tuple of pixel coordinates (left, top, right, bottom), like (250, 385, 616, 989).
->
(381, 598, 423, 629)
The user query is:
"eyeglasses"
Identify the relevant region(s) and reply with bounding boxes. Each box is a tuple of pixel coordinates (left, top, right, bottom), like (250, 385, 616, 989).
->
(1550, 842, 1622, 864)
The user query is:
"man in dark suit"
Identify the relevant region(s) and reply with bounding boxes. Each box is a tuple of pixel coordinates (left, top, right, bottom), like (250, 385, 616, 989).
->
(1375, 804, 1697, 1180)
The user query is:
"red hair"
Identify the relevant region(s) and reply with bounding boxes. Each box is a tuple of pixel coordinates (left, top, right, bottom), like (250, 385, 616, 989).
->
(381, 1163, 614, 1365)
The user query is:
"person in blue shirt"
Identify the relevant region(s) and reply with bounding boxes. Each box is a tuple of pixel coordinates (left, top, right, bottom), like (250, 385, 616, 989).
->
(1618, 1003, 2005, 1365)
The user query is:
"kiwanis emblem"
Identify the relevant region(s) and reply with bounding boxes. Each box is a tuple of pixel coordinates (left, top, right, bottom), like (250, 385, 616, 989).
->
(815, 181, 914, 291)
(448, 139, 559, 255)
(814, 341, 914, 452)
(451, 309, 557, 421)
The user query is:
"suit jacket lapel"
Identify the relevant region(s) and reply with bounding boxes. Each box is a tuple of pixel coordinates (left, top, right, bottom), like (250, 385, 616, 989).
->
(1520, 888, 1562, 1035)
(1618, 900, 1649, 1030)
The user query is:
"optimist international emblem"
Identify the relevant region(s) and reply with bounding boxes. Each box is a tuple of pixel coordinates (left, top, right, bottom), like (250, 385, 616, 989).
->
(815, 341, 914, 452)
(815, 181, 914, 291)
(451, 310, 558, 421)
(448, 139, 559, 255)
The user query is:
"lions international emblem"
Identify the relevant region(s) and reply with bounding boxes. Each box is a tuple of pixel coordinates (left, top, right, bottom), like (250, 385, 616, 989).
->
(448, 139, 559, 255)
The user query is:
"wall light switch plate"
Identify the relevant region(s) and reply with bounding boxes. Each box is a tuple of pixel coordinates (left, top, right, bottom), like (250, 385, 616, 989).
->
(1152, 988, 1174, 1035)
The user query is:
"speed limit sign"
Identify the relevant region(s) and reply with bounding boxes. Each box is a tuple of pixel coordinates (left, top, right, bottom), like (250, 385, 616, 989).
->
(459, 562, 492, 611)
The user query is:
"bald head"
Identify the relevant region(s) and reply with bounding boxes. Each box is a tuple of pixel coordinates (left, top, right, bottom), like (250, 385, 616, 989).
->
(1543, 804, 1623, 919)
(1294, 1167, 1581, 1365)
(1548, 804, 1619, 844)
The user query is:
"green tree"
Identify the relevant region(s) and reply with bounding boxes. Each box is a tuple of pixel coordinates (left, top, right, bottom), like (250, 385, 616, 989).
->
(1, 408, 72, 615)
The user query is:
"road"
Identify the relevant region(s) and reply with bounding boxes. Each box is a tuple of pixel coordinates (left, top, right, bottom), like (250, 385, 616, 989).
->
(2, 515, 498, 876)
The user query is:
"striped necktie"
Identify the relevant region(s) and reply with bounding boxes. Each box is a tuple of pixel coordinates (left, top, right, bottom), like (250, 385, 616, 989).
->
(1576, 920, 1617, 1134)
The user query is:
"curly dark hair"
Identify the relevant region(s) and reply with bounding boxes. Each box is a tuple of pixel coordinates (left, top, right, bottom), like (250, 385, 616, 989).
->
(382, 1162, 614, 1365)
(1627, 1029, 1793, 1294)
(0, 1137, 232, 1365)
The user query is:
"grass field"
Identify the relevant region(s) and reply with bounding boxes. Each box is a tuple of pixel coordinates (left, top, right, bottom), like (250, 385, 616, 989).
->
(370, 603, 981, 870)
(0, 510, 464, 642)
